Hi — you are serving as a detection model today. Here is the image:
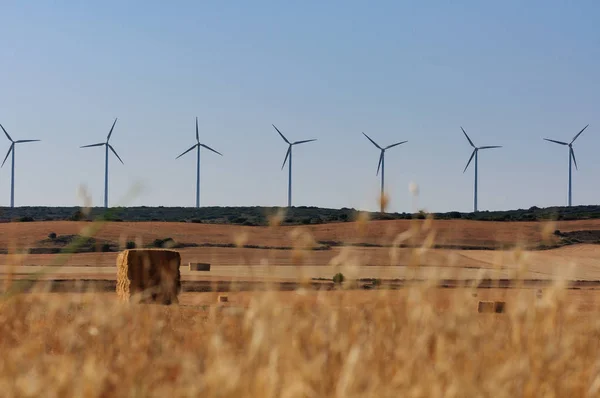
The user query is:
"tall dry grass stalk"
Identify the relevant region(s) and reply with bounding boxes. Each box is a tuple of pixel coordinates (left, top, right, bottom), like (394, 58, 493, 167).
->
(0, 282, 598, 396)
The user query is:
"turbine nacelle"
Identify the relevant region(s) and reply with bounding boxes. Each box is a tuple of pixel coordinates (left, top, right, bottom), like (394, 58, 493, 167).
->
(362, 132, 407, 176)
(461, 127, 501, 173)
(273, 125, 316, 170)
(543, 124, 588, 171)
(0, 123, 41, 167)
(176, 117, 223, 159)
(80, 118, 124, 164)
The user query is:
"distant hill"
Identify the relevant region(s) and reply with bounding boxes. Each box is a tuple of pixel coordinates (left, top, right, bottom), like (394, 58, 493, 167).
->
(1, 205, 600, 225)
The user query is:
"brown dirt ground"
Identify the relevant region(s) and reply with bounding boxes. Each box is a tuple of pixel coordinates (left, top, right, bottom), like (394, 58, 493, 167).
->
(1, 219, 599, 249)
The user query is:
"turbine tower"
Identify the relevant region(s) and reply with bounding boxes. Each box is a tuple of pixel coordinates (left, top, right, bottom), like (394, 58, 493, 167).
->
(362, 132, 407, 212)
(80, 118, 124, 209)
(0, 123, 41, 208)
(543, 124, 589, 207)
(273, 124, 316, 207)
(461, 127, 501, 212)
(176, 117, 223, 208)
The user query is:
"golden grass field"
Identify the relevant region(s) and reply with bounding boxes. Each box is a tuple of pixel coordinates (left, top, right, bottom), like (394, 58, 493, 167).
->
(2, 217, 600, 395)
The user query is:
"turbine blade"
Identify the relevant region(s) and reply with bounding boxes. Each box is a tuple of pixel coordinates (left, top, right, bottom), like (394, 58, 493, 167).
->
(292, 139, 316, 145)
(543, 138, 568, 145)
(108, 144, 124, 164)
(376, 151, 383, 176)
(281, 146, 291, 170)
(571, 124, 589, 144)
(200, 143, 223, 156)
(107, 118, 118, 141)
(196, 117, 199, 143)
(0, 123, 13, 142)
(80, 142, 105, 148)
(15, 139, 40, 143)
(272, 124, 290, 144)
(385, 140, 408, 150)
(478, 145, 502, 150)
(463, 150, 476, 173)
(1, 144, 13, 167)
(176, 144, 197, 159)
(461, 127, 475, 148)
(362, 132, 382, 149)
(571, 147, 578, 170)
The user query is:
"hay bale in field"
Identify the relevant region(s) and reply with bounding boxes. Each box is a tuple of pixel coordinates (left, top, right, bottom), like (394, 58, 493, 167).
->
(477, 300, 506, 314)
(477, 301, 495, 313)
(189, 262, 211, 271)
(494, 301, 506, 313)
(218, 295, 228, 303)
(116, 249, 181, 305)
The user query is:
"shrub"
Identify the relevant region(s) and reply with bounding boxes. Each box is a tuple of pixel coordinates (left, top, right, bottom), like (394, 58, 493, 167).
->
(333, 273, 345, 285)
(153, 238, 177, 248)
(101, 243, 111, 252)
(126, 241, 136, 250)
(48, 232, 57, 240)
(19, 216, 34, 222)
(70, 210, 84, 221)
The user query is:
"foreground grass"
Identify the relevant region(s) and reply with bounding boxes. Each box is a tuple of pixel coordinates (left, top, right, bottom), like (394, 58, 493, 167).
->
(0, 284, 599, 397)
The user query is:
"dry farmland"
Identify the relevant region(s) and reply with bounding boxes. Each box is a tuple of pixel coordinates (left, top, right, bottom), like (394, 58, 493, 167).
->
(1, 218, 600, 395)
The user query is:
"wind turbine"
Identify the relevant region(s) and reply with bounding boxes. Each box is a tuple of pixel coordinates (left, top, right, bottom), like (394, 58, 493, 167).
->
(0, 123, 40, 208)
(543, 124, 589, 207)
(176, 117, 223, 208)
(273, 124, 316, 207)
(362, 132, 407, 212)
(80, 118, 124, 209)
(461, 127, 501, 212)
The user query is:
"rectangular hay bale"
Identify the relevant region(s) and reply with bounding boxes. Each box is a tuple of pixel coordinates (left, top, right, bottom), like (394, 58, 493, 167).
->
(477, 301, 496, 313)
(117, 249, 181, 305)
(477, 300, 506, 314)
(189, 262, 211, 271)
(494, 301, 506, 313)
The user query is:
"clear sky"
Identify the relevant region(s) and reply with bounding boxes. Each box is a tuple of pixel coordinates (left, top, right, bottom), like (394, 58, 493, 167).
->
(1, 1, 599, 213)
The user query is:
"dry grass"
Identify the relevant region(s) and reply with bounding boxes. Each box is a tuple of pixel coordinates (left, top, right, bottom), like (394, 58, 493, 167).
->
(0, 284, 599, 396)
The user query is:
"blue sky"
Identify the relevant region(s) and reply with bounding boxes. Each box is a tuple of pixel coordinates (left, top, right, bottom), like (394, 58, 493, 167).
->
(0, 1, 598, 212)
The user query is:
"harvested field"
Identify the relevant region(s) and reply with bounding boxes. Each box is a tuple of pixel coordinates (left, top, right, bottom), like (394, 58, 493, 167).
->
(3, 219, 600, 250)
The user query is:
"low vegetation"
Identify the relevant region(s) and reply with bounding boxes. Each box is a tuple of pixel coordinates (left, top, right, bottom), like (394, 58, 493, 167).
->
(3, 204, 600, 225)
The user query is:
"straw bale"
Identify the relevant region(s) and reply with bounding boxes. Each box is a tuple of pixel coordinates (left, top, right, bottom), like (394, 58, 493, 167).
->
(494, 301, 506, 313)
(477, 301, 495, 313)
(477, 300, 506, 314)
(117, 249, 181, 305)
(189, 263, 211, 271)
